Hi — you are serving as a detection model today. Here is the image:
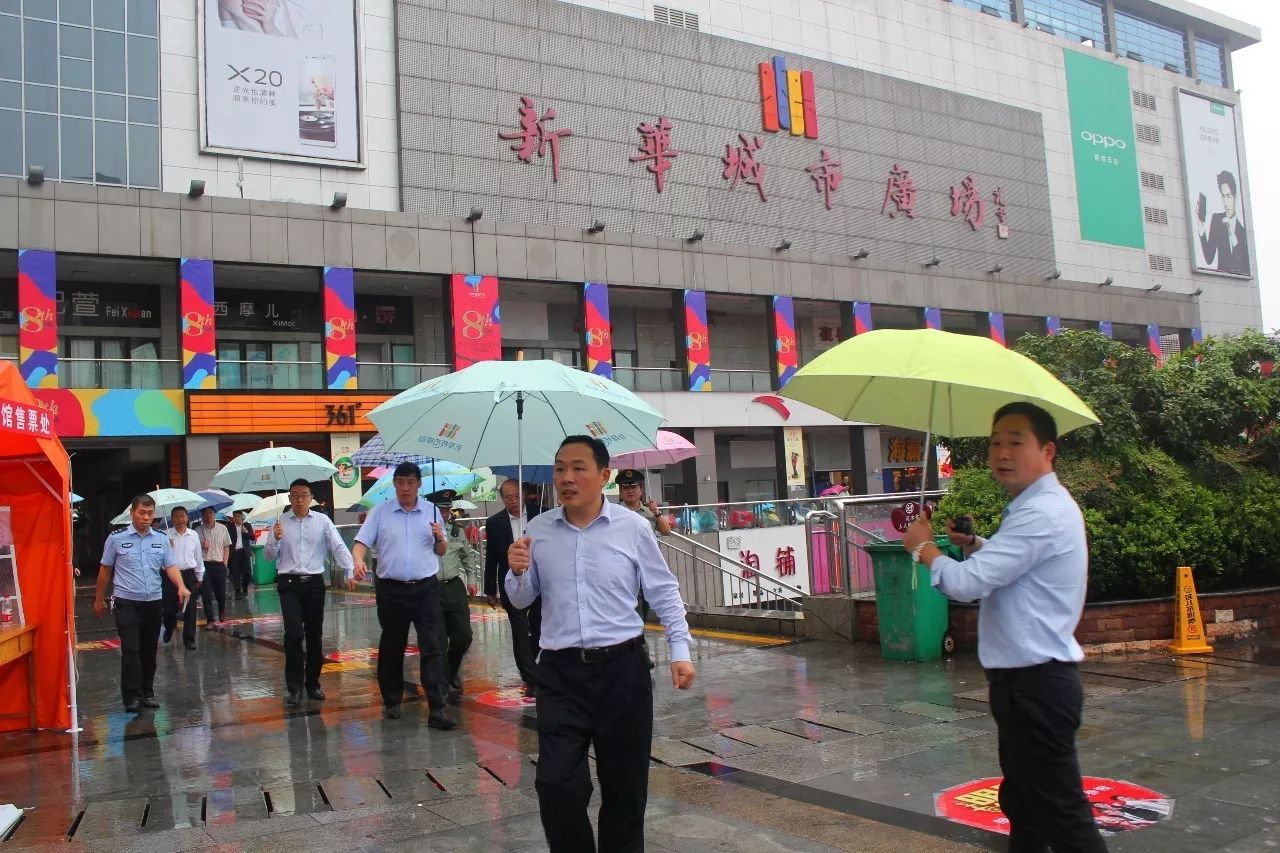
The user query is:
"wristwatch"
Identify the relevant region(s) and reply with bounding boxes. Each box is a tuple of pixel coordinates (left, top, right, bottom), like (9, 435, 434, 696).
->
(910, 542, 928, 564)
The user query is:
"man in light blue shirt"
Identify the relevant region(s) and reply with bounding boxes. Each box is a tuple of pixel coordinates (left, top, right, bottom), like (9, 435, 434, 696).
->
(507, 435, 695, 853)
(903, 402, 1107, 852)
(353, 462, 455, 729)
(94, 494, 189, 713)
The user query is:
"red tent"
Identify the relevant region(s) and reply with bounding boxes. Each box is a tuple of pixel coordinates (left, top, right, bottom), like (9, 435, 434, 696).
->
(0, 361, 74, 731)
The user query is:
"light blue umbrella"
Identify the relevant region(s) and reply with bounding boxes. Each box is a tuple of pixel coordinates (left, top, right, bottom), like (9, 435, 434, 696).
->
(351, 435, 464, 468)
(368, 360, 665, 535)
(349, 470, 483, 512)
(210, 446, 336, 493)
(227, 492, 264, 514)
(193, 488, 234, 514)
(108, 488, 207, 524)
(70, 492, 84, 504)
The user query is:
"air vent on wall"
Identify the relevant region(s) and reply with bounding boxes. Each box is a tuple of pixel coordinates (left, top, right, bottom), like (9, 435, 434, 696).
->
(1140, 171, 1166, 191)
(1135, 124, 1161, 145)
(1144, 206, 1169, 226)
(1131, 91, 1157, 112)
(654, 4, 700, 30)
(1148, 254, 1173, 273)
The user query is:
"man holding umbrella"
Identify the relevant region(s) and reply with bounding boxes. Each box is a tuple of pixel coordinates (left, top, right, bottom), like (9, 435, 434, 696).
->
(430, 488, 478, 702)
(266, 478, 355, 707)
(902, 402, 1107, 852)
(351, 463, 456, 728)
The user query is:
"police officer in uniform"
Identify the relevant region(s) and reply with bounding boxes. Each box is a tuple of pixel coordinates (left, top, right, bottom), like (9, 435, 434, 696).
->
(615, 469, 672, 536)
(430, 489, 478, 702)
(94, 494, 191, 713)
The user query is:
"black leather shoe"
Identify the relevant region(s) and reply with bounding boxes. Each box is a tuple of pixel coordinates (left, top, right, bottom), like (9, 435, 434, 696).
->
(447, 687, 463, 705)
(285, 690, 302, 707)
(162, 626, 174, 643)
(140, 697, 160, 709)
(123, 699, 141, 713)
(184, 641, 196, 650)
(306, 687, 325, 701)
(427, 709, 457, 730)
(383, 704, 402, 720)
(522, 682, 537, 698)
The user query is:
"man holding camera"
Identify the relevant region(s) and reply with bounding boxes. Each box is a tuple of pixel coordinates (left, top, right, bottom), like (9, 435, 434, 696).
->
(902, 402, 1107, 852)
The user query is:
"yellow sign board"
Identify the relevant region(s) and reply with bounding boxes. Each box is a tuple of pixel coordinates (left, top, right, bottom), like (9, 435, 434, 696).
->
(1169, 566, 1213, 655)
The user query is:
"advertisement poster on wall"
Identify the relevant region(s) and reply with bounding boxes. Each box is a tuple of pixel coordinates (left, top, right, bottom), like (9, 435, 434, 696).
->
(1177, 91, 1251, 278)
(200, 0, 362, 165)
(1062, 50, 1145, 249)
(718, 527, 810, 604)
(783, 426, 806, 489)
(330, 432, 362, 510)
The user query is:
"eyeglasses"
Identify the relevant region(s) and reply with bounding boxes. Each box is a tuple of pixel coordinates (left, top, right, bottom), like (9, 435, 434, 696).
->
(289, 492, 311, 500)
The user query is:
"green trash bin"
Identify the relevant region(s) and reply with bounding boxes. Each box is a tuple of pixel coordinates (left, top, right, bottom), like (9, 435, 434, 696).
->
(252, 543, 277, 585)
(865, 537, 958, 662)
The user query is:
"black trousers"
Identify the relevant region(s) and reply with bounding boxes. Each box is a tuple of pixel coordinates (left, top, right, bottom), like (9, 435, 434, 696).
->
(201, 561, 228, 622)
(375, 576, 448, 710)
(277, 574, 328, 692)
(437, 576, 473, 685)
(988, 662, 1108, 853)
(229, 548, 252, 595)
(113, 598, 163, 705)
(500, 584, 541, 687)
(179, 569, 200, 643)
(535, 638, 653, 853)
(161, 573, 179, 637)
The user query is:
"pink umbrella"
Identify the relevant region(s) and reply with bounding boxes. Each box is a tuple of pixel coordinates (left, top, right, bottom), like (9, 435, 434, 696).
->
(609, 430, 700, 469)
(819, 484, 848, 496)
(367, 466, 392, 480)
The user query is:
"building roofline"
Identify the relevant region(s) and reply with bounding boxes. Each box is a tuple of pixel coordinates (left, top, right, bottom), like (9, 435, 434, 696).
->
(1123, 0, 1261, 51)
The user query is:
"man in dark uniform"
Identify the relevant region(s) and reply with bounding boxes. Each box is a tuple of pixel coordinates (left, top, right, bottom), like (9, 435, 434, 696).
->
(430, 489, 478, 703)
(484, 479, 541, 696)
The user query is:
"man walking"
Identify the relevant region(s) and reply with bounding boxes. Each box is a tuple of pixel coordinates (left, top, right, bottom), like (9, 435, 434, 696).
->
(431, 489, 477, 703)
(266, 478, 355, 707)
(351, 463, 456, 728)
(484, 479, 541, 696)
(226, 509, 254, 599)
(197, 506, 232, 627)
(615, 469, 672, 536)
(507, 435, 696, 852)
(164, 506, 204, 650)
(903, 402, 1108, 852)
(94, 495, 191, 713)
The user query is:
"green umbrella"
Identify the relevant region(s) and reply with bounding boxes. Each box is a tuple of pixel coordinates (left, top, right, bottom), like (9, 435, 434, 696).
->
(782, 328, 1100, 505)
(368, 360, 665, 535)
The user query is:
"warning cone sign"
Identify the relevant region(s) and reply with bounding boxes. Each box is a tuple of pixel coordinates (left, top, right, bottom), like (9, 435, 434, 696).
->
(1169, 566, 1213, 655)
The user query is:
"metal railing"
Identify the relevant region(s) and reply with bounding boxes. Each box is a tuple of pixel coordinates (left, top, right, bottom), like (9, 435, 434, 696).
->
(658, 530, 804, 619)
(217, 359, 324, 390)
(357, 361, 451, 390)
(672, 495, 847, 533)
(59, 357, 181, 389)
(611, 365, 684, 392)
(707, 367, 772, 392)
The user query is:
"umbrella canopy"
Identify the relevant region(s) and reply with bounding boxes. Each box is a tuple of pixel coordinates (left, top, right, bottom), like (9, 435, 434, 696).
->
(245, 492, 318, 524)
(450, 498, 477, 511)
(70, 492, 84, 504)
(227, 492, 263, 514)
(351, 434, 463, 468)
(781, 329, 1100, 438)
(369, 360, 665, 470)
(109, 488, 207, 525)
(193, 488, 234, 513)
(350, 470, 483, 511)
(492, 464, 555, 484)
(610, 430, 700, 469)
(210, 446, 336, 493)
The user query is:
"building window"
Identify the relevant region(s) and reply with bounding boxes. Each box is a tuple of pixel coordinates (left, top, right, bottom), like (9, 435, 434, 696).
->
(1148, 254, 1173, 273)
(653, 5, 699, 31)
(0, 0, 159, 186)
(1195, 37, 1227, 87)
(1131, 90, 1157, 112)
(1140, 171, 1166, 191)
(1023, 0, 1107, 49)
(1135, 123, 1161, 145)
(1143, 207, 1168, 226)
(1114, 9, 1189, 76)
(953, 0, 1014, 21)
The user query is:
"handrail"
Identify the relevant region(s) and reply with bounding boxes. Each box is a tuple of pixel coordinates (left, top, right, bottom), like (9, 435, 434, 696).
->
(358, 361, 451, 368)
(668, 530, 808, 600)
(60, 356, 180, 363)
(669, 490, 949, 513)
(218, 358, 323, 366)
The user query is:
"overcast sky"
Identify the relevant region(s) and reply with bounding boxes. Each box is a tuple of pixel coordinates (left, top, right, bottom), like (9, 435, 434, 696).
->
(1213, 1, 1275, 332)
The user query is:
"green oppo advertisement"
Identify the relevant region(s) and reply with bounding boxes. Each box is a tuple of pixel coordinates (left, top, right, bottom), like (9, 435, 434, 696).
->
(1063, 50, 1145, 249)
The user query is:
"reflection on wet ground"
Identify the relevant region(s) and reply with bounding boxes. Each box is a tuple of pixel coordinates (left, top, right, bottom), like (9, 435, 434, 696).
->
(1, 584, 1277, 851)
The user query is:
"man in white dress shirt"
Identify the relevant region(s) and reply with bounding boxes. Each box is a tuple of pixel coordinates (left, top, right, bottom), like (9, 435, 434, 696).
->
(164, 506, 204, 651)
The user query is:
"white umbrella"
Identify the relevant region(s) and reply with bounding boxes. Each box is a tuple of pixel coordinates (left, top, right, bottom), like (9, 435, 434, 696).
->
(109, 488, 207, 525)
(210, 446, 336, 493)
(245, 493, 318, 524)
(227, 493, 263, 514)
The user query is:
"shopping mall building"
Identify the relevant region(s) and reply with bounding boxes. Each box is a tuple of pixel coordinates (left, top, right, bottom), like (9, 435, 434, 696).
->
(0, 0, 1265, 558)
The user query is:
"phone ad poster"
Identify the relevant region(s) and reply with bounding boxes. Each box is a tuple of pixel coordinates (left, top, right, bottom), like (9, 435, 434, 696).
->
(202, 0, 360, 163)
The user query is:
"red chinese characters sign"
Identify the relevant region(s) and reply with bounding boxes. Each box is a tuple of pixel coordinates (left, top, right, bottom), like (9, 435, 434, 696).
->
(722, 134, 768, 202)
(631, 117, 679, 193)
(499, 96, 573, 182)
(936, 777, 1172, 836)
(950, 174, 985, 231)
(882, 164, 917, 218)
(0, 397, 53, 438)
(805, 150, 842, 210)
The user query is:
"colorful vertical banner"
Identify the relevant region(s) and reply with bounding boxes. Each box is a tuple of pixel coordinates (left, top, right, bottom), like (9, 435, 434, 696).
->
(179, 258, 217, 390)
(330, 432, 362, 509)
(17, 249, 57, 388)
(923, 307, 941, 330)
(987, 312, 1006, 347)
(853, 301, 873, 335)
(1098, 320, 1113, 338)
(758, 56, 818, 139)
(783, 426, 806, 489)
(1146, 324, 1163, 365)
(1046, 316, 1062, 336)
(683, 290, 712, 392)
(1063, 50, 1145, 248)
(451, 274, 501, 370)
(582, 282, 614, 379)
(772, 295, 798, 389)
(323, 267, 357, 390)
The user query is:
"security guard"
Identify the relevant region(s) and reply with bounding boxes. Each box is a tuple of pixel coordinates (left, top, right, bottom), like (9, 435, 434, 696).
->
(615, 469, 672, 536)
(430, 489, 478, 703)
(94, 494, 191, 713)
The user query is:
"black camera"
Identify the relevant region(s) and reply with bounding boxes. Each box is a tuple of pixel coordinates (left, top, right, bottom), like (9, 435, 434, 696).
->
(952, 515, 974, 536)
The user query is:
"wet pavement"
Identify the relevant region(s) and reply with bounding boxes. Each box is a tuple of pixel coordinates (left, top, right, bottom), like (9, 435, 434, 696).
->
(1, 584, 1278, 851)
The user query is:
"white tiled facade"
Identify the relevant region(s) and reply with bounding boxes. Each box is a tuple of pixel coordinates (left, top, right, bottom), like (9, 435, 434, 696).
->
(560, 0, 1263, 334)
(157, 0, 400, 212)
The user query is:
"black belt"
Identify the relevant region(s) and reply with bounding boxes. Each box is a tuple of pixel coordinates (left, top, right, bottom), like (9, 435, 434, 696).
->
(546, 635, 645, 665)
(377, 575, 438, 586)
(276, 573, 324, 582)
(985, 660, 1076, 680)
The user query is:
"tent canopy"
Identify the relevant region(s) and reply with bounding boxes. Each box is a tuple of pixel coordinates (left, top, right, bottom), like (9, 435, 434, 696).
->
(0, 362, 73, 731)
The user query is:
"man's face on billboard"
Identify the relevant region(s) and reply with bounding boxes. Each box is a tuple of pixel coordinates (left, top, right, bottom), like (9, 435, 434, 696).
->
(1219, 182, 1236, 220)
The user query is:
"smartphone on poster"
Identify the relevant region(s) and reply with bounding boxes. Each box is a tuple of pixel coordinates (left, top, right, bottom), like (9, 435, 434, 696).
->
(298, 55, 337, 146)
(1196, 192, 1207, 223)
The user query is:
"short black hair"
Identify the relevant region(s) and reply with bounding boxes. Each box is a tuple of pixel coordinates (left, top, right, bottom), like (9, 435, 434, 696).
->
(171, 506, 188, 517)
(993, 402, 1058, 446)
(289, 478, 311, 490)
(131, 494, 156, 510)
(558, 434, 610, 469)
(499, 479, 521, 497)
(393, 461, 421, 481)
(1217, 170, 1237, 195)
